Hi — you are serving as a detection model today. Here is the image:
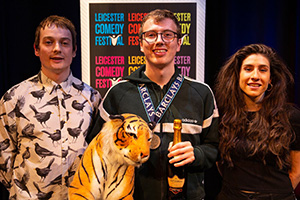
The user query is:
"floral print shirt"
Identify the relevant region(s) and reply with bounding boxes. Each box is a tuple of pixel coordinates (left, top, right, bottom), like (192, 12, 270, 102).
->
(0, 71, 101, 199)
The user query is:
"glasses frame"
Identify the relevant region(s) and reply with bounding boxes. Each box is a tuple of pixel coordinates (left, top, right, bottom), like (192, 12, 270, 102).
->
(141, 30, 178, 44)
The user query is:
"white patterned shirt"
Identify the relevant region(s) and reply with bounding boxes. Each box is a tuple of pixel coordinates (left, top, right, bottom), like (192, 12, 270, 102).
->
(0, 71, 101, 199)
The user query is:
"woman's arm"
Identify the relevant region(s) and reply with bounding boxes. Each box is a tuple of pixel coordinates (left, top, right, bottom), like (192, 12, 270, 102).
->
(289, 150, 300, 189)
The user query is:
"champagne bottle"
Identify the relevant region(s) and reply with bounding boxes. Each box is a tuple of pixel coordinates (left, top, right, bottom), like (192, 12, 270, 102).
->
(167, 119, 186, 200)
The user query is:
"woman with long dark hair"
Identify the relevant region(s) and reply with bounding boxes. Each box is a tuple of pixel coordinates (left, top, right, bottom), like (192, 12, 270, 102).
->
(215, 44, 300, 200)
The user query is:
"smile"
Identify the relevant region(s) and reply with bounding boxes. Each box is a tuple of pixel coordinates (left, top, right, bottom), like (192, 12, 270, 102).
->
(247, 83, 261, 87)
(153, 49, 167, 53)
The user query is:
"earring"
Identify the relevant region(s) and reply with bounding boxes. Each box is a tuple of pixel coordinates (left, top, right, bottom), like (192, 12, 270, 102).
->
(267, 83, 273, 91)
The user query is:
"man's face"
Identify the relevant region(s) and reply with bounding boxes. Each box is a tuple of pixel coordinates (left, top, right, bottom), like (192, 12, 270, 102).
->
(140, 17, 181, 69)
(34, 25, 76, 77)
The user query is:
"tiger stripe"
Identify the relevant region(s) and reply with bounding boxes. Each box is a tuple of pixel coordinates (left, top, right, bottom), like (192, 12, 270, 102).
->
(69, 114, 153, 200)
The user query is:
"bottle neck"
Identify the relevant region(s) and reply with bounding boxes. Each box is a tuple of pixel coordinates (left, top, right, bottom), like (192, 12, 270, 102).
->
(173, 119, 182, 145)
(173, 129, 181, 145)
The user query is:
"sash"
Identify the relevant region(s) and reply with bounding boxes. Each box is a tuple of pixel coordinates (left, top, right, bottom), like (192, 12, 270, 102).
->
(138, 73, 184, 123)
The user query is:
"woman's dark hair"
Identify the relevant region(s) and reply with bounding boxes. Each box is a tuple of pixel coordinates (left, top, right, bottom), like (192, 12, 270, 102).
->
(215, 44, 294, 169)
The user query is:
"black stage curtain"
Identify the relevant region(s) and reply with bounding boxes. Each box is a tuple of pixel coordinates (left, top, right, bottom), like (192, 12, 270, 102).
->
(0, 0, 299, 199)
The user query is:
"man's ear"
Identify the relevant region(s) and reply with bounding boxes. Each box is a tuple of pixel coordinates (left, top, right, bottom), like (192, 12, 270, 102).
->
(34, 44, 39, 56)
(73, 45, 77, 58)
(139, 39, 144, 53)
(176, 38, 182, 52)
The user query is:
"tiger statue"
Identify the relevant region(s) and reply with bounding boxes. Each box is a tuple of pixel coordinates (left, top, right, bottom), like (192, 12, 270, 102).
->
(68, 113, 154, 200)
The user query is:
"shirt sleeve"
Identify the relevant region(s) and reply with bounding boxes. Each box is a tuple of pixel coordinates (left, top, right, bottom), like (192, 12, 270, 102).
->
(85, 88, 115, 144)
(84, 89, 102, 144)
(0, 88, 19, 190)
(191, 86, 219, 169)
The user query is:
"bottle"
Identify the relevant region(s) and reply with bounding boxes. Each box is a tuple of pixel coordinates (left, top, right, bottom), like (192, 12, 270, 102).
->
(167, 119, 186, 200)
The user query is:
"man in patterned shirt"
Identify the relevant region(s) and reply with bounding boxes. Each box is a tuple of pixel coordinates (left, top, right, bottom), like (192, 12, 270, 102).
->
(0, 15, 101, 199)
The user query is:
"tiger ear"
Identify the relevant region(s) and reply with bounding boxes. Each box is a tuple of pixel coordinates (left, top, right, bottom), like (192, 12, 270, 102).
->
(148, 121, 156, 130)
(109, 114, 125, 121)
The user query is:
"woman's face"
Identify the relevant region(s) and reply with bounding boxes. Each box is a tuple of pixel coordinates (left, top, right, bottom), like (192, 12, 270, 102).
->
(239, 54, 271, 105)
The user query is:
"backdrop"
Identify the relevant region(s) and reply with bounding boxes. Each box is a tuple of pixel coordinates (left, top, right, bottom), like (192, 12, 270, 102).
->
(1, 0, 299, 199)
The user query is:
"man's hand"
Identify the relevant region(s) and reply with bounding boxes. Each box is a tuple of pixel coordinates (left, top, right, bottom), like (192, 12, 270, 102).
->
(168, 141, 195, 167)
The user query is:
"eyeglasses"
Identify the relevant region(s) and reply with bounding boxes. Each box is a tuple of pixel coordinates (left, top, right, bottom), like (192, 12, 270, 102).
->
(141, 30, 178, 43)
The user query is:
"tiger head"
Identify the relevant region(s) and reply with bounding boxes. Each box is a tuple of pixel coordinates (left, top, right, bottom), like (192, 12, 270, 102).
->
(104, 113, 154, 167)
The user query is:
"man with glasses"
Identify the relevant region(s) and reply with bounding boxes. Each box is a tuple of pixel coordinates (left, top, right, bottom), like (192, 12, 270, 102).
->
(86, 9, 219, 199)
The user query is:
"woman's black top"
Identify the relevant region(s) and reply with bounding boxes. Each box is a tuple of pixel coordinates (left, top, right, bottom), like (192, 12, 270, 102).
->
(221, 106, 300, 194)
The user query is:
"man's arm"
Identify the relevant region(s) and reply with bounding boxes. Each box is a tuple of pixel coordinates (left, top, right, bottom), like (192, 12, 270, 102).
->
(0, 95, 18, 190)
(85, 88, 117, 144)
(192, 115, 219, 170)
(85, 112, 106, 144)
(168, 84, 219, 170)
(190, 85, 219, 170)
